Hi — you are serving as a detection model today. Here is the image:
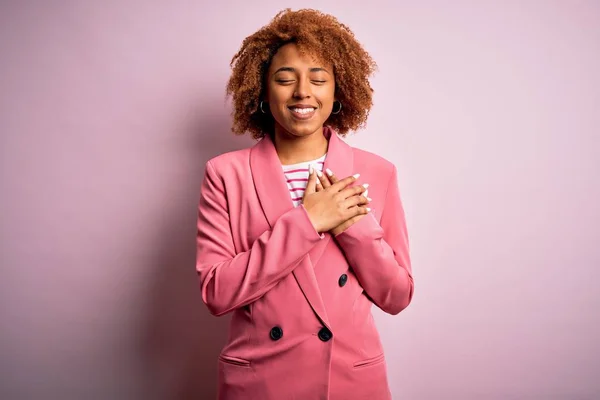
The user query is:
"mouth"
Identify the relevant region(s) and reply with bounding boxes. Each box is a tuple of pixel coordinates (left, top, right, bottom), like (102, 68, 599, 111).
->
(288, 106, 317, 120)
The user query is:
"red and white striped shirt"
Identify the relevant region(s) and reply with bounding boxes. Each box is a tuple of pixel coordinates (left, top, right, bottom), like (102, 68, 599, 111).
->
(281, 154, 327, 207)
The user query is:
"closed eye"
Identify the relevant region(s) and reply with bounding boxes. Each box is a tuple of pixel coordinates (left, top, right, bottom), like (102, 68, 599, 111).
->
(275, 80, 327, 84)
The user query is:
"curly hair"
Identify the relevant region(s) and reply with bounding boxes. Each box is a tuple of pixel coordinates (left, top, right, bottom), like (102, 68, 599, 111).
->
(226, 8, 378, 140)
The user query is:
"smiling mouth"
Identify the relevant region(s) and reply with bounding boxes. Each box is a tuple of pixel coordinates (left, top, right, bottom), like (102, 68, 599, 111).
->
(288, 106, 316, 113)
(288, 107, 317, 120)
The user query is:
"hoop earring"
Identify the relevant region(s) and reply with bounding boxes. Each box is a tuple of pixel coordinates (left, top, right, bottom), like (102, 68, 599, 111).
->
(332, 101, 342, 115)
(260, 101, 268, 114)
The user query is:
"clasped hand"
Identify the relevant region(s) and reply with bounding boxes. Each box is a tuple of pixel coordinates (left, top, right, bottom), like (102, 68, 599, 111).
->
(302, 166, 371, 236)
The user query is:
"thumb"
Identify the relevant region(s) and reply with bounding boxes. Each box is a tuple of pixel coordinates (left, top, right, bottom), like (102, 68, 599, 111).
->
(304, 164, 317, 196)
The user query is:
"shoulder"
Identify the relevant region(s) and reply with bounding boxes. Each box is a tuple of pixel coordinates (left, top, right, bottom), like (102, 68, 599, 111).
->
(350, 146, 397, 178)
(204, 147, 253, 177)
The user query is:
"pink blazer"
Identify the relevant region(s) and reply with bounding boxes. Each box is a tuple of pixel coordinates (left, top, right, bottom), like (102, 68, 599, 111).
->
(195, 126, 414, 400)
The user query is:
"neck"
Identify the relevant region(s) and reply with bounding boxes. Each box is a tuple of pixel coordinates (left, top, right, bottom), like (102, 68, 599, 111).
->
(273, 126, 329, 165)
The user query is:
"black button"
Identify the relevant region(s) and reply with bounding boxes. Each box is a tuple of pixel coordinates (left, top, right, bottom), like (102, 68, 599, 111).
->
(338, 274, 348, 287)
(318, 327, 332, 342)
(270, 326, 283, 341)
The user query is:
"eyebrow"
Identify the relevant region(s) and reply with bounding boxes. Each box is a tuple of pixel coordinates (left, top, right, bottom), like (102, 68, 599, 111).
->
(273, 67, 330, 75)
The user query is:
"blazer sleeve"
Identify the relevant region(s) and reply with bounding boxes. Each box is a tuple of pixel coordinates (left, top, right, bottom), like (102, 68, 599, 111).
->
(196, 160, 324, 316)
(334, 164, 414, 315)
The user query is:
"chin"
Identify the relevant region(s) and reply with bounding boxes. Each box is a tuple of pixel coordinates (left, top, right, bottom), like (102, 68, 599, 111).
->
(279, 121, 323, 138)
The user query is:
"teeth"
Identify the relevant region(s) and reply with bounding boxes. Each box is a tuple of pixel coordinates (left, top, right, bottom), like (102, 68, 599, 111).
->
(291, 108, 315, 114)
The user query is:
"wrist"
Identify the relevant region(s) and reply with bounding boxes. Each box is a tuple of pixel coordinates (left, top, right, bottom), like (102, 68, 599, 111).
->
(303, 205, 323, 233)
(330, 224, 343, 236)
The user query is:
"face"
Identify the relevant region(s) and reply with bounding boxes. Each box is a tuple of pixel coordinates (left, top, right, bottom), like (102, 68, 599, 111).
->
(265, 43, 336, 139)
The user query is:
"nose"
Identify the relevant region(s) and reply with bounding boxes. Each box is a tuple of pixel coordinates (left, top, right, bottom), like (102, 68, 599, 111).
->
(293, 76, 311, 99)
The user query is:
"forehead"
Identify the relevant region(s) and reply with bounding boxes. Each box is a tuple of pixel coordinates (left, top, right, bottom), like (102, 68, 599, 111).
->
(269, 43, 331, 70)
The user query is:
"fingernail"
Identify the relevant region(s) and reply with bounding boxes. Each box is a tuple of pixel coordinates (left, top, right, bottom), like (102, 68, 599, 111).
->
(366, 207, 371, 212)
(353, 173, 360, 179)
(362, 183, 369, 189)
(317, 170, 323, 177)
(367, 197, 372, 202)
(309, 164, 314, 174)
(363, 189, 369, 198)
(326, 168, 333, 176)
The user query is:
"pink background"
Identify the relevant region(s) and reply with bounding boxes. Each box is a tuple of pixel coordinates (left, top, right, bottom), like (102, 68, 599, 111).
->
(1, 1, 599, 399)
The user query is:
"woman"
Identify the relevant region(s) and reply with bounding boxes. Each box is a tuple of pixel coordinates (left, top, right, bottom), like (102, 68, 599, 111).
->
(196, 8, 414, 400)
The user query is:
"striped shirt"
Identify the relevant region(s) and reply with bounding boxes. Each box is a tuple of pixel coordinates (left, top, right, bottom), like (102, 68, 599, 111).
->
(281, 154, 327, 207)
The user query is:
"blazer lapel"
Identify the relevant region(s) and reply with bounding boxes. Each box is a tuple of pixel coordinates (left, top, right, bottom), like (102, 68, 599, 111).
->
(321, 126, 355, 204)
(249, 134, 294, 227)
(249, 127, 355, 330)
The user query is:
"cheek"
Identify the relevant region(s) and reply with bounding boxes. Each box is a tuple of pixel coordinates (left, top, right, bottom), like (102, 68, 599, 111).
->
(316, 86, 335, 104)
(267, 85, 290, 104)
(265, 89, 290, 123)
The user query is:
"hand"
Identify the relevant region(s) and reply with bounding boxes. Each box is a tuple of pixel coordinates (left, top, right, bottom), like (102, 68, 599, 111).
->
(302, 165, 369, 234)
(315, 167, 371, 236)
(316, 168, 371, 235)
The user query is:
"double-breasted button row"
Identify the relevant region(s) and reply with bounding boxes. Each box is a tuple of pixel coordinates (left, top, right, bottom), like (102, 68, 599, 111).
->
(267, 274, 345, 342)
(269, 326, 333, 342)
